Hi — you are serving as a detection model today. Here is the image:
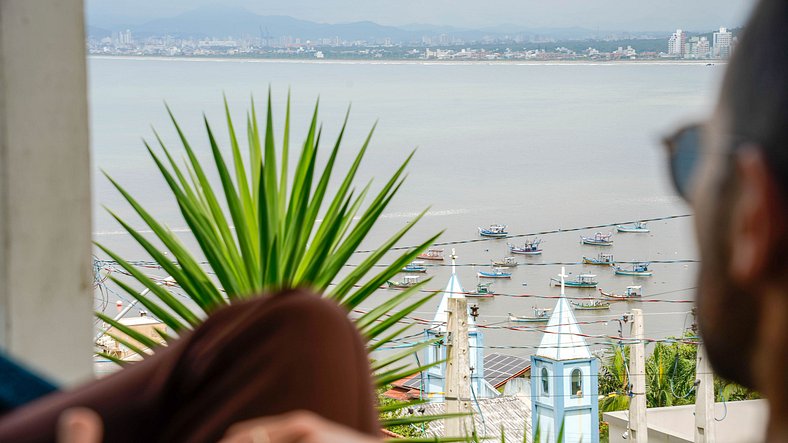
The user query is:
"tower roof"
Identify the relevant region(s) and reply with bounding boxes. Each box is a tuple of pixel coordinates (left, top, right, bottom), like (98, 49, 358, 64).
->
(536, 268, 592, 361)
(432, 250, 476, 330)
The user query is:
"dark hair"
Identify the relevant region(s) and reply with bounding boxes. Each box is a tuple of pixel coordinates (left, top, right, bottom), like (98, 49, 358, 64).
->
(722, 0, 788, 193)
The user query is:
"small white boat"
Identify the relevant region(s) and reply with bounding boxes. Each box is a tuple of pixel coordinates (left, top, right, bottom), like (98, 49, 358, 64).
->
(478, 224, 509, 238)
(385, 275, 422, 289)
(417, 248, 444, 261)
(491, 256, 518, 267)
(613, 263, 653, 277)
(509, 307, 551, 323)
(616, 222, 650, 233)
(508, 238, 542, 255)
(581, 232, 613, 246)
(599, 285, 642, 300)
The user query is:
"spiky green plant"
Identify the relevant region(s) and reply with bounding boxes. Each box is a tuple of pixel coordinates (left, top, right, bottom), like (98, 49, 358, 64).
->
(94, 91, 462, 438)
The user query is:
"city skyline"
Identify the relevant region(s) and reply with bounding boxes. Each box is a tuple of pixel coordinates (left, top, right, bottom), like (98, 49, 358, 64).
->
(87, 0, 754, 33)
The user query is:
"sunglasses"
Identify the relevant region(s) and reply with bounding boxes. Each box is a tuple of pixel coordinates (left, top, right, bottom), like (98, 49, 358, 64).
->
(662, 123, 743, 202)
(663, 123, 704, 202)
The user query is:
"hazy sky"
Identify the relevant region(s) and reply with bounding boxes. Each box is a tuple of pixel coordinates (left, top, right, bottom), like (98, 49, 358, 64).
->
(87, 0, 755, 31)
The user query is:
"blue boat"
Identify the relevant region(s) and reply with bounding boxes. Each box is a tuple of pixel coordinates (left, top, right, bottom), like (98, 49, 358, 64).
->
(580, 232, 613, 246)
(478, 224, 509, 238)
(477, 267, 512, 278)
(616, 222, 650, 233)
(508, 238, 542, 255)
(613, 263, 653, 277)
(402, 260, 428, 273)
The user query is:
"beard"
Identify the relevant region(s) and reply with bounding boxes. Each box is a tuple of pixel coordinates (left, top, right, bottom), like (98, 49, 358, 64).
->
(695, 182, 760, 389)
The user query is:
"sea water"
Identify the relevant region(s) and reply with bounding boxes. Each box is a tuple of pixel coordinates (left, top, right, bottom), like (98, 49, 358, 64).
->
(90, 57, 723, 355)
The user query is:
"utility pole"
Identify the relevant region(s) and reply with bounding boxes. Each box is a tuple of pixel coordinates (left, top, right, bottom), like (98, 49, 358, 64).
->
(445, 297, 472, 437)
(694, 345, 716, 442)
(628, 309, 648, 443)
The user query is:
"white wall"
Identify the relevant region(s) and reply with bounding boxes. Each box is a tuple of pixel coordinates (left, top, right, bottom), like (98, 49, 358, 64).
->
(0, 0, 93, 385)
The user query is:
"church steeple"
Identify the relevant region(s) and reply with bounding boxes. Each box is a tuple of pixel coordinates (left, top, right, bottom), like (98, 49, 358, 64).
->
(423, 249, 493, 401)
(431, 249, 476, 329)
(536, 268, 592, 361)
(531, 267, 599, 442)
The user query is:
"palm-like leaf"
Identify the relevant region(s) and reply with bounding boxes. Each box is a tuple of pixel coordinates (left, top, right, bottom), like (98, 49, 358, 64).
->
(95, 91, 461, 439)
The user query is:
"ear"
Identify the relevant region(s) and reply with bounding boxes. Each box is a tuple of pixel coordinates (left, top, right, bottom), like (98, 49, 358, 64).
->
(728, 146, 786, 283)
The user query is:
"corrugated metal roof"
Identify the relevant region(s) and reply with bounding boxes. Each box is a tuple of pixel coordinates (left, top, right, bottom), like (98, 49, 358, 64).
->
(415, 396, 531, 442)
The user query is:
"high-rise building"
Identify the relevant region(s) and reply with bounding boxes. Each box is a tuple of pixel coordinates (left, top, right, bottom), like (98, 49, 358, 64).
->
(668, 29, 686, 57)
(713, 27, 733, 59)
(697, 36, 711, 58)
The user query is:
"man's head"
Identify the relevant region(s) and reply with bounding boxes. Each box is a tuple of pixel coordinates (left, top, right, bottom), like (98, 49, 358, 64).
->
(674, 0, 788, 390)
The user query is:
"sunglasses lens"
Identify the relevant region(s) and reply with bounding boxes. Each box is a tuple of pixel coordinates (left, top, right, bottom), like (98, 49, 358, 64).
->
(670, 126, 702, 200)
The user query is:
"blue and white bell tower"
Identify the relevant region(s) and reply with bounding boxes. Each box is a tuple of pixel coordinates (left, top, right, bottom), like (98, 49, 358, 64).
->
(423, 250, 497, 401)
(531, 268, 599, 443)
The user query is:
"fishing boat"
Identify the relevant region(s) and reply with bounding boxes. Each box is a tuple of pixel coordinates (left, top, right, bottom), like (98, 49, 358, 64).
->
(509, 307, 551, 323)
(385, 275, 422, 289)
(613, 262, 653, 277)
(582, 253, 614, 266)
(477, 267, 512, 279)
(580, 232, 613, 246)
(571, 299, 611, 310)
(478, 224, 509, 238)
(467, 282, 495, 298)
(616, 222, 650, 233)
(599, 285, 642, 300)
(402, 261, 428, 273)
(550, 274, 598, 288)
(508, 238, 543, 255)
(491, 256, 518, 267)
(417, 248, 445, 261)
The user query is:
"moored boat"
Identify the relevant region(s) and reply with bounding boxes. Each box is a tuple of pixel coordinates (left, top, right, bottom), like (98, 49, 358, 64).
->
(402, 261, 428, 273)
(467, 282, 495, 298)
(386, 275, 422, 289)
(616, 222, 650, 233)
(478, 224, 509, 238)
(508, 238, 543, 255)
(509, 307, 551, 323)
(613, 262, 652, 277)
(491, 256, 518, 267)
(550, 274, 598, 288)
(417, 248, 445, 261)
(477, 267, 512, 278)
(581, 232, 613, 246)
(582, 253, 614, 266)
(599, 285, 642, 300)
(571, 299, 611, 310)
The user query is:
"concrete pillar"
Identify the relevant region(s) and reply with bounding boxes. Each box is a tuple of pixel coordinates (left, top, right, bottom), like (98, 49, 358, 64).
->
(445, 297, 472, 437)
(628, 309, 647, 443)
(0, 0, 93, 385)
(694, 345, 716, 442)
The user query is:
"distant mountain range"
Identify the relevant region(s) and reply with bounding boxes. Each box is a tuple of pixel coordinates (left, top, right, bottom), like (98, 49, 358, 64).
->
(87, 5, 668, 42)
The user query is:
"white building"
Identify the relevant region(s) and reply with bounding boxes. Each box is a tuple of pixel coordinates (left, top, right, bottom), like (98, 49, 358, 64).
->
(531, 269, 599, 443)
(605, 399, 768, 442)
(713, 27, 733, 59)
(668, 29, 686, 57)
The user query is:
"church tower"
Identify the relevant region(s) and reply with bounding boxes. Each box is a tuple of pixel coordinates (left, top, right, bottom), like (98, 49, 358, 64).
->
(531, 268, 599, 443)
(423, 250, 497, 400)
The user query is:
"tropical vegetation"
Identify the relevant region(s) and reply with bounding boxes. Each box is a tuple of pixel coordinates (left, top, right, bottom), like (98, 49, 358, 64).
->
(93, 91, 466, 439)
